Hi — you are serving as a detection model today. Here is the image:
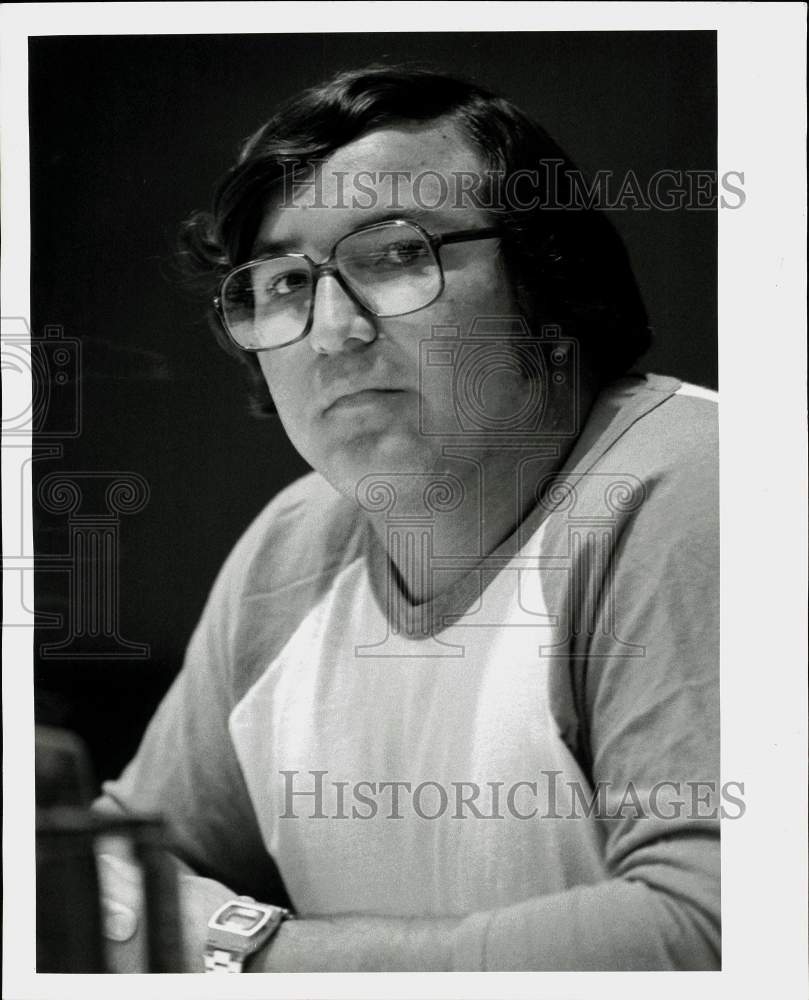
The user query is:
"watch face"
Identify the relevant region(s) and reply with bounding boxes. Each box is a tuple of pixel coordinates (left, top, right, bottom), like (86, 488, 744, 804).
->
(218, 904, 265, 934)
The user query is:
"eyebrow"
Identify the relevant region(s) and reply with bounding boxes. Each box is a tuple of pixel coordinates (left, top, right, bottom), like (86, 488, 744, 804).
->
(250, 236, 295, 258)
(249, 207, 461, 259)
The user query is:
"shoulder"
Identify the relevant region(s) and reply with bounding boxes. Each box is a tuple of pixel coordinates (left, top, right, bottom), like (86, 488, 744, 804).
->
(221, 471, 364, 599)
(599, 372, 716, 454)
(551, 377, 720, 777)
(633, 375, 717, 454)
(196, 472, 366, 700)
(585, 373, 718, 522)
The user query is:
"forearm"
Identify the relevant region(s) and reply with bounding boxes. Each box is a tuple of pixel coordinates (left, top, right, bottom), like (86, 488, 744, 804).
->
(103, 865, 461, 972)
(102, 856, 717, 972)
(251, 877, 718, 972)
(251, 911, 464, 972)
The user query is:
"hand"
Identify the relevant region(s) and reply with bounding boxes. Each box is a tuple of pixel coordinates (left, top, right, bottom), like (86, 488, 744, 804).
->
(96, 852, 146, 973)
(97, 852, 232, 972)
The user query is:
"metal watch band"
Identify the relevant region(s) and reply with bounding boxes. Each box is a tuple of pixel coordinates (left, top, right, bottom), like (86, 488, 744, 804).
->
(204, 947, 245, 973)
(204, 899, 292, 973)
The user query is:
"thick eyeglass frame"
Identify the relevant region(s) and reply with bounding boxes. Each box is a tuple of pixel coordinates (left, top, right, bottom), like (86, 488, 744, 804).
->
(213, 218, 503, 352)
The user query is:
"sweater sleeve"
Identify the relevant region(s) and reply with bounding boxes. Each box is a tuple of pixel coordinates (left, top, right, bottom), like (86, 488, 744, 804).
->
(93, 511, 292, 905)
(451, 399, 721, 970)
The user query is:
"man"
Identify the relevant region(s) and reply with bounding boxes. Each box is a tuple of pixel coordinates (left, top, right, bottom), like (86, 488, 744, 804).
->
(96, 66, 719, 971)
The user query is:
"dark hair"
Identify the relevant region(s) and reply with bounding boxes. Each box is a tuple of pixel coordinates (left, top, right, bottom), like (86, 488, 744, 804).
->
(179, 64, 651, 415)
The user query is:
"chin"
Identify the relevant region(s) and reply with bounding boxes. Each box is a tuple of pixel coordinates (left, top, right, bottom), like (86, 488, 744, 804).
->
(317, 433, 445, 499)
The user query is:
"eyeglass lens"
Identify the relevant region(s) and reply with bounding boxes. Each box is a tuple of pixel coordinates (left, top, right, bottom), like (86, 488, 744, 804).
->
(220, 222, 442, 350)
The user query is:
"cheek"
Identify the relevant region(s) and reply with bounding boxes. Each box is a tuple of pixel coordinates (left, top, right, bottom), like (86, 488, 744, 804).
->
(258, 354, 298, 406)
(257, 357, 312, 443)
(444, 255, 519, 320)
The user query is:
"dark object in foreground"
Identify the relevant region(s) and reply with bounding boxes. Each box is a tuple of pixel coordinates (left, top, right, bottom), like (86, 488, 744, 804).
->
(36, 726, 182, 972)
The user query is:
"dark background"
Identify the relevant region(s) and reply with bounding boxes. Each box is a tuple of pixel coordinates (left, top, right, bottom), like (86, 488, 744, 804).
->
(30, 32, 717, 785)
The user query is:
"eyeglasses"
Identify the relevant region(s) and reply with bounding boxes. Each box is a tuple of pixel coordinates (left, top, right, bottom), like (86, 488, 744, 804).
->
(213, 219, 501, 352)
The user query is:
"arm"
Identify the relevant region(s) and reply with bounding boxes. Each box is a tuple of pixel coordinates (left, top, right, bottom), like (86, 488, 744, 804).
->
(94, 512, 293, 904)
(92, 510, 295, 972)
(94, 629, 290, 905)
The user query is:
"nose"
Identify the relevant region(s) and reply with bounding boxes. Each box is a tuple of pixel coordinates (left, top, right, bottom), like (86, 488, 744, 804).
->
(307, 272, 378, 355)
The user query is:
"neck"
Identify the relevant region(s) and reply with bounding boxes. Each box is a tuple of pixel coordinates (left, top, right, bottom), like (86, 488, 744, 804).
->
(364, 383, 598, 605)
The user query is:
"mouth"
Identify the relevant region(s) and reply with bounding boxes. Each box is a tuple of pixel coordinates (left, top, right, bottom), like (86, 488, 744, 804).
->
(323, 388, 408, 414)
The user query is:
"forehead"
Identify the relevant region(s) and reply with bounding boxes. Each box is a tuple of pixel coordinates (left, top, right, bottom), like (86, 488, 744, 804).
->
(256, 121, 489, 255)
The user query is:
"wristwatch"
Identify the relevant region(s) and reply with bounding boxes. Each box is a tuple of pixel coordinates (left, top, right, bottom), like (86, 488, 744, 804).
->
(204, 895, 293, 973)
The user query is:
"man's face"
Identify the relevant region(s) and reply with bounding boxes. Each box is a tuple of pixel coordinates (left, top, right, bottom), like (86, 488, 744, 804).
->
(255, 121, 534, 498)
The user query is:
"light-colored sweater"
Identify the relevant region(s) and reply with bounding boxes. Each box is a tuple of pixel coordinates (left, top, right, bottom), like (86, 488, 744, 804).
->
(99, 373, 720, 970)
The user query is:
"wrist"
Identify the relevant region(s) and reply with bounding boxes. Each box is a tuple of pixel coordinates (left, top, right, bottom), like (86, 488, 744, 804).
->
(204, 896, 293, 973)
(245, 916, 332, 973)
(244, 914, 458, 972)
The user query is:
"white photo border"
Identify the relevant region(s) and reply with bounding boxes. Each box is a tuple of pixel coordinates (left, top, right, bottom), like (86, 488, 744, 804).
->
(2, 3, 807, 998)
